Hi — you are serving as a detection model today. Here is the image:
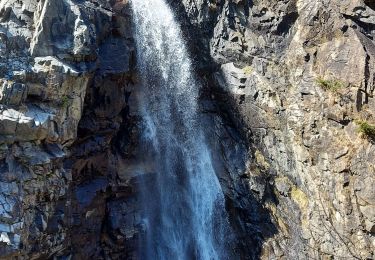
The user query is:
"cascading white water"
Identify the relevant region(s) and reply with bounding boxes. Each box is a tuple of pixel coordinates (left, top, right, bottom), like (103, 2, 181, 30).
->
(131, 0, 235, 259)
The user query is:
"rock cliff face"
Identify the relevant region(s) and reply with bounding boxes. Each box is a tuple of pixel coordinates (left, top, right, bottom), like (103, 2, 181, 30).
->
(0, 0, 138, 258)
(0, 0, 374, 259)
(176, 0, 375, 258)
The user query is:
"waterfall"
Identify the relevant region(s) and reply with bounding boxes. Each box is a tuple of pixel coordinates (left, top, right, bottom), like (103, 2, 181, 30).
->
(130, 0, 235, 259)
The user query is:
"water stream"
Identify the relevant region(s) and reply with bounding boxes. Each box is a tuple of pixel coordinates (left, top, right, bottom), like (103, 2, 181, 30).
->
(131, 0, 235, 259)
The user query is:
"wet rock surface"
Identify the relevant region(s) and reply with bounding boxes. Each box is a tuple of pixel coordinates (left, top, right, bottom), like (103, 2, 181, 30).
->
(0, 0, 374, 259)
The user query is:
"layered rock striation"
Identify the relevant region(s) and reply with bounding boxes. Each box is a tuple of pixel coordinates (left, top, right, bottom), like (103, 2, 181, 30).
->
(0, 0, 138, 258)
(176, 0, 375, 258)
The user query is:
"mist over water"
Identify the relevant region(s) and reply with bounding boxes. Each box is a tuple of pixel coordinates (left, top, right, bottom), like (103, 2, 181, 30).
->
(131, 0, 235, 259)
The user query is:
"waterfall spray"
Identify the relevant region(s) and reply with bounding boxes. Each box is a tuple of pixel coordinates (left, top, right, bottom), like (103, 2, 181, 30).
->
(131, 0, 235, 259)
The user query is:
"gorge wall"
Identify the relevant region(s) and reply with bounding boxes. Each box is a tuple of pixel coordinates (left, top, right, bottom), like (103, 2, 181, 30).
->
(0, 0, 374, 259)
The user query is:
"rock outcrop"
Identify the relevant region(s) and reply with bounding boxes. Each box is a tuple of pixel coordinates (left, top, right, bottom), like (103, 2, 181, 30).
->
(0, 0, 374, 259)
(0, 0, 139, 258)
(177, 0, 375, 258)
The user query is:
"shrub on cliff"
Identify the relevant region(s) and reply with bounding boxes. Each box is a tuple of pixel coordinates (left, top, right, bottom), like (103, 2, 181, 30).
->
(356, 120, 375, 141)
(316, 77, 344, 92)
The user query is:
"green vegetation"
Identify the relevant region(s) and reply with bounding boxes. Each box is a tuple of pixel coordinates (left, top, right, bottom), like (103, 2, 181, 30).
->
(316, 77, 344, 92)
(356, 120, 375, 140)
(61, 95, 70, 108)
(242, 66, 253, 75)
